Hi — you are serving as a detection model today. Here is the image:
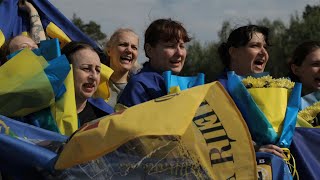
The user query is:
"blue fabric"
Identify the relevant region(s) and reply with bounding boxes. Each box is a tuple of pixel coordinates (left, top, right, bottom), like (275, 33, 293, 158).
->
(88, 97, 114, 115)
(162, 71, 205, 93)
(278, 83, 301, 147)
(0, 0, 18, 39)
(227, 71, 278, 145)
(0, 115, 67, 177)
(290, 127, 320, 180)
(32, 0, 99, 49)
(38, 38, 61, 60)
(300, 91, 320, 110)
(0, 0, 99, 49)
(226, 71, 301, 147)
(44, 54, 70, 100)
(256, 152, 293, 180)
(118, 62, 167, 107)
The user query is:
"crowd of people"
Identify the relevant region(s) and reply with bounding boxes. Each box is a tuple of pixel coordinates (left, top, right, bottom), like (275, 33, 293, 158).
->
(1, 0, 320, 179)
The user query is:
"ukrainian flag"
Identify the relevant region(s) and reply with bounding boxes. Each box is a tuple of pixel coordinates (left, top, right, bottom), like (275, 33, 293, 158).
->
(0, 0, 99, 49)
(0, 115, 67, 178)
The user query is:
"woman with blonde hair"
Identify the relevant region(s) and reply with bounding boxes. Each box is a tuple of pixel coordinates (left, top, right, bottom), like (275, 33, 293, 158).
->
(105, 28, 140, 107)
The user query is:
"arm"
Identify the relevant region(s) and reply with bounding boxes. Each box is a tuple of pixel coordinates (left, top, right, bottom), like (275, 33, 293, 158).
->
(253, 141, 284, 158)
(19, 0, 46, 43)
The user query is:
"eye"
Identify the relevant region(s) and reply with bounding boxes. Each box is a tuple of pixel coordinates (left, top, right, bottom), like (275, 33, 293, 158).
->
(179, 44, 185, 49)
(96, 67, 101, 73)
(165, 43, 175, 48)
(131, 45, 138, 51)
(82, 67, 90, 72)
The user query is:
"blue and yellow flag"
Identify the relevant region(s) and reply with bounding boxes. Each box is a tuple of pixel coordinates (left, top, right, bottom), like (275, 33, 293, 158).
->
(0, 0, 99, 49)
(56, 82, 257, 179)
(0, 115, 67, 178)
(227, 71, 301, 147)
(162, 70, 205, 93)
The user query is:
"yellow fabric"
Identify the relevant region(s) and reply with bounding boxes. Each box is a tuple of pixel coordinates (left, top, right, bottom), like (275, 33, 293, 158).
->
(169, 86, 181, 94)
(55, 82, 257, 179)
(0, 49, 54, 116)
(0, 30, 4, 48)
(93, 64, 113, 101)
(21, 31, 29, 37)
(248, 88, 289, 134)
(46, 22, 71, 48)
(50, 65, 78, 136)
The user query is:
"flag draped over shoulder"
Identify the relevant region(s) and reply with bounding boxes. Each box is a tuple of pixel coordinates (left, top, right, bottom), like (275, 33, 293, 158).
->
(56, 82, 257, 179)
(0, 0, 99, 49)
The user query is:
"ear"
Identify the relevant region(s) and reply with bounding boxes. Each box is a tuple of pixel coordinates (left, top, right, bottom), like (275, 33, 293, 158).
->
(228, 47, 237, 59)
(291, 64, 300, 76)
(105, 48, 111, 56)
(145, 43, 152, 59)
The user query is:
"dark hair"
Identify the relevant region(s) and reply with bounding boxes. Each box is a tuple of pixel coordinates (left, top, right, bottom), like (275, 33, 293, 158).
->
(0, 41, 9, 66)
(61, 41, 100, 64)
(218, 25, 270, 68)
(144, 18, 191, 58)
(289, 41, 320, 82)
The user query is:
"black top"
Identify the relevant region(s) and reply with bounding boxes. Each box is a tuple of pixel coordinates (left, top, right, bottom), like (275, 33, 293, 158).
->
(78, 102, 108, 126)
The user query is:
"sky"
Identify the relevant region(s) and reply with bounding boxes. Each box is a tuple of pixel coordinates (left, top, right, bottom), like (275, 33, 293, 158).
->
(50, 0, 319, 62)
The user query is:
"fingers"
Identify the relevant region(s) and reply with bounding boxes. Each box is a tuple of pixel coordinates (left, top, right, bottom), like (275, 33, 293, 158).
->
(258, 144, 284, 158)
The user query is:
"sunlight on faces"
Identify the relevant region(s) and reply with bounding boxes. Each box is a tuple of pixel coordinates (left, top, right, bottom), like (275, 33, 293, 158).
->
(229, 32, 269, 76)
(9, 35, 38, 53)
(292, 48, 320, 94)
(147, 39, 187, 74)
(107, 31, 138, 73)
(71, 48, 101, 103)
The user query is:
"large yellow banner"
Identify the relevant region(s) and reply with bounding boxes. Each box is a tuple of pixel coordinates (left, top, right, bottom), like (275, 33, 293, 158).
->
(56, 82, 257, 179)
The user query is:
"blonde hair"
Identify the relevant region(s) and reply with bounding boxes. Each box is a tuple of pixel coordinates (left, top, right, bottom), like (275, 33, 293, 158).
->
(105, 28, 141, 73)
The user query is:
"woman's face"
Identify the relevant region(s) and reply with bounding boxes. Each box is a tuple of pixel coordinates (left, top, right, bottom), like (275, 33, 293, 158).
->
(229, 32, 269, 76)
(107, 31, 138, 73)
(9, 35, 38, 53)
(147, 39, 187, 74)
(292, 48, 320, 95)
(72, 48, 101, 103)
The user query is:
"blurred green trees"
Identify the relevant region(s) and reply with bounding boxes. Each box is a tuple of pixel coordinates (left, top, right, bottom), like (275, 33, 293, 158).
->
(181, 4, 320, 82)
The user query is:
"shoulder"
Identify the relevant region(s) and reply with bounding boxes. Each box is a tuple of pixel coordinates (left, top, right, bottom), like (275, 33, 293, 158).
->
(88, 97, 114, 114)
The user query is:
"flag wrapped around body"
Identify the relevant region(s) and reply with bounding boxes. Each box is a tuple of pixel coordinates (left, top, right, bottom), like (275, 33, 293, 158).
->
(227, 71, 301, 147)
(55, 82, 257, 179)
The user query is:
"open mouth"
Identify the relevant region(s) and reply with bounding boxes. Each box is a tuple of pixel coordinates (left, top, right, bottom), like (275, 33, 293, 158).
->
(83, 83, 95, 92)
(253, 59, 265, 66)
(120, 56, 133, 63)
(170, 60, 181, 66)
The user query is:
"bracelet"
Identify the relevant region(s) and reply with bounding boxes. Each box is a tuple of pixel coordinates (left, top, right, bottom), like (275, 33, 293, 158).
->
(30, 14, 40, 18)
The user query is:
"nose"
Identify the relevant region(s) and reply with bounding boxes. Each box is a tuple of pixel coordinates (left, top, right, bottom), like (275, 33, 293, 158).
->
(259, 47, 268, 56)
(175, 46, 184, 56)
(125, 46, 133, 53)
(89, 70, 99, 81)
